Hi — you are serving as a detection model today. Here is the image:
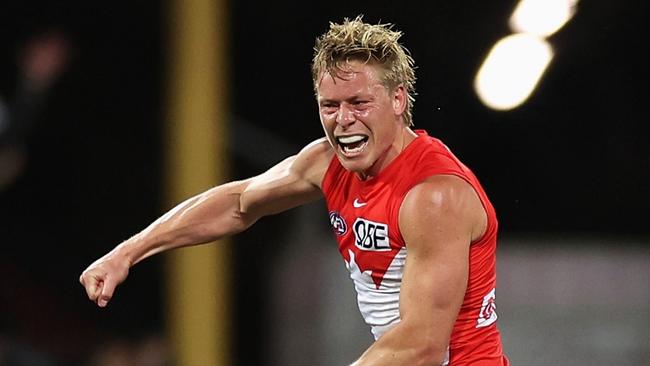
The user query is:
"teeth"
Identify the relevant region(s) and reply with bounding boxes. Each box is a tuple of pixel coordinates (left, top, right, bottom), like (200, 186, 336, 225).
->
(337, 135, 366, 144)
(342, 141, 368, 154)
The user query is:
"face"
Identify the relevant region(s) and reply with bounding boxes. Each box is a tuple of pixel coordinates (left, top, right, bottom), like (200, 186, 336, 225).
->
(316, 61, 410, 178)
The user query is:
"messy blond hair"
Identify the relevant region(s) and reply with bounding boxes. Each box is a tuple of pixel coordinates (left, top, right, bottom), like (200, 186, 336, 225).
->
(312, 16, 417, 126)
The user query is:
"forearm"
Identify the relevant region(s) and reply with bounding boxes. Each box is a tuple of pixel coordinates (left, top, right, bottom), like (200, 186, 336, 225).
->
(352, 321, 448, 366)
(80, 144, 327, 307)
(111, 180, 255, 267)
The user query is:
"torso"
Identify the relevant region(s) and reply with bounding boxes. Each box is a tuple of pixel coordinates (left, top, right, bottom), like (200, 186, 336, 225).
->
(321, 130, 506, 365)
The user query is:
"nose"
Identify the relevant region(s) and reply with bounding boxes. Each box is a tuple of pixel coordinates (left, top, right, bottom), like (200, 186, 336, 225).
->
(336, 103, 356, 127)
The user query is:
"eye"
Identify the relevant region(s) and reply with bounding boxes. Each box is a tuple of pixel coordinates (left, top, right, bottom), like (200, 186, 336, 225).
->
(320, 102, 338, 112)
(352, 100, 369, 109)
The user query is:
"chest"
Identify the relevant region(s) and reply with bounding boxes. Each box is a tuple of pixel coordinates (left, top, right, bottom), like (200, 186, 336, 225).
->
(326, 180, 407, 288)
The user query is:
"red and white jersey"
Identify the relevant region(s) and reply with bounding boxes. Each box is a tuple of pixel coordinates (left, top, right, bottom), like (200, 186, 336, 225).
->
(322, 130, 508, 365)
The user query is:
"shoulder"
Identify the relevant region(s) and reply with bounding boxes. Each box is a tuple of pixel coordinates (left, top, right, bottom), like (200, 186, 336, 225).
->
(399, 175, 487, 243)
(239, 138, 334, 216)
(292, 137, 335, 189)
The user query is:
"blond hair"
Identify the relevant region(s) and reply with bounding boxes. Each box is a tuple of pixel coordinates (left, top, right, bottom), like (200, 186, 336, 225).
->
(312, 16, 417, 126)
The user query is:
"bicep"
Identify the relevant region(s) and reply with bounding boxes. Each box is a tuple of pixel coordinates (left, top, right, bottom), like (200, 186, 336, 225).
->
(240, 139, 331, 218)
(397, 176, 483, 342)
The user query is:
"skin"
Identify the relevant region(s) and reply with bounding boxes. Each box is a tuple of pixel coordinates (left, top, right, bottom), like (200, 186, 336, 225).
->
(79, 62, 487, 366)
(316, 61, 416, 178)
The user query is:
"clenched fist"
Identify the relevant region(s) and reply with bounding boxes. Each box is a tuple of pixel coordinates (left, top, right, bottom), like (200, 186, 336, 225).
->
(79, 252, 130, 307)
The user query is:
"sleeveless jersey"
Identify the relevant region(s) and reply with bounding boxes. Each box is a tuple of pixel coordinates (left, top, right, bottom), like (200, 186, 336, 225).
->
(322, 130, 508, 365)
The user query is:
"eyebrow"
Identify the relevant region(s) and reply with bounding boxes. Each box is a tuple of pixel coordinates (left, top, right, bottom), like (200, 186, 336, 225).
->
(318, 98, 338, 105)
(318, 93, 374, 104)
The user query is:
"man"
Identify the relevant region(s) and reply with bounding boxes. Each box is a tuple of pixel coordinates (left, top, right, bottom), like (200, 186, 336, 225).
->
(80, 17, 508, 365)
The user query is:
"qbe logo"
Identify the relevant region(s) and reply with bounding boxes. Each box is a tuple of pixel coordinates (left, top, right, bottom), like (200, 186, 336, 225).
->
(353, 218, 390, 251)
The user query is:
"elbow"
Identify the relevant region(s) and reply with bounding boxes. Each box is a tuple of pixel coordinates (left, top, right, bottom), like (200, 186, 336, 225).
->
(404, 330, 448, 366)
(397, 320, 449, 366)
(196, 208, 255, 240)
(411, 342, 447, 366)
(229, 208, 257, 234)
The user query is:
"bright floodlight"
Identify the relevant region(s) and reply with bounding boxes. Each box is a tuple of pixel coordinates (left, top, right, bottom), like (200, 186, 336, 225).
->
(474, 33, 553, 111)
(510, 0, 578, 37)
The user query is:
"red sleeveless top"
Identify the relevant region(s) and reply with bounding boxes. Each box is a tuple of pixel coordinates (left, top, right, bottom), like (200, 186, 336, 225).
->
(322, 130, 508, 365)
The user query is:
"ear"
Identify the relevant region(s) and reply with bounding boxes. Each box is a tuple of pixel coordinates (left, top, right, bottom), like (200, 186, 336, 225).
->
(392, 85, 407, 116)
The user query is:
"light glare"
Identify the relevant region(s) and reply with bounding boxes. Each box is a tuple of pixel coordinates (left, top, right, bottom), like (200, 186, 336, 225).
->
(509, 0, 578, 36)
(474, 34, 554, 111)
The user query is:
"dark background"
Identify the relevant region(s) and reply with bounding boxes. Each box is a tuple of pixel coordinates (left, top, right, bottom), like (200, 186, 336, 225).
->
(0, 0, 647, 364)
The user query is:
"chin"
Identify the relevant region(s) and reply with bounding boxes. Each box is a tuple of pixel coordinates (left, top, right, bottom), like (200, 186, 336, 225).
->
(337, 156, 371, 175)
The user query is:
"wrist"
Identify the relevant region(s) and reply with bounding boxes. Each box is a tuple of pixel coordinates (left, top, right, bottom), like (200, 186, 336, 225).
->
(110, 237, 142, 268)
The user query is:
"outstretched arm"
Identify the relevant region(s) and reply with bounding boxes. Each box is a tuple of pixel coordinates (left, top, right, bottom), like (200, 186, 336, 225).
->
(352, 175, 487, 366)
(79, 139, 333, 307)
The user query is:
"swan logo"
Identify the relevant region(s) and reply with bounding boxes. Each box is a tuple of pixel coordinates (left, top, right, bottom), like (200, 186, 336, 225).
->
(476, 288, 498, 328)
(329, 211, 347, 236)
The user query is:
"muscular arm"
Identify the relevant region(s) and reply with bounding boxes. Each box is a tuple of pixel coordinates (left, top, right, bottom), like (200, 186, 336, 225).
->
(80, 139, 333, 307)
(352, 175, 487, 366)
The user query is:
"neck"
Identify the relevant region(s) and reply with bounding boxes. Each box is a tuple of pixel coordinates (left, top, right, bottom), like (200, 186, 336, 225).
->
(357, 127, 418, 180)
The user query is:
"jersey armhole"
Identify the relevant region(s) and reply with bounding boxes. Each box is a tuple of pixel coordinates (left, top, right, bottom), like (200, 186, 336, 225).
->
(320, 154, 341, 195)
(440, 172, 495, 246)
(396, 170, 495, 248)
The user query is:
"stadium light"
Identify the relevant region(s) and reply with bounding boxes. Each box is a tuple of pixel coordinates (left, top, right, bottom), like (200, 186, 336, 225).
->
(474, 0, 579, 111)
(509, 0, 578, 37)
(474, 34, 553, 111)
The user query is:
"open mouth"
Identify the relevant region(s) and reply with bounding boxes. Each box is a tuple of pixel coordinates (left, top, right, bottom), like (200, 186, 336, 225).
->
(336, 134, 369, 156)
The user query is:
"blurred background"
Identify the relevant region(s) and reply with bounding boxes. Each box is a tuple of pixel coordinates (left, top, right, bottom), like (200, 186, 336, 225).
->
(0, 0, 647, 365)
